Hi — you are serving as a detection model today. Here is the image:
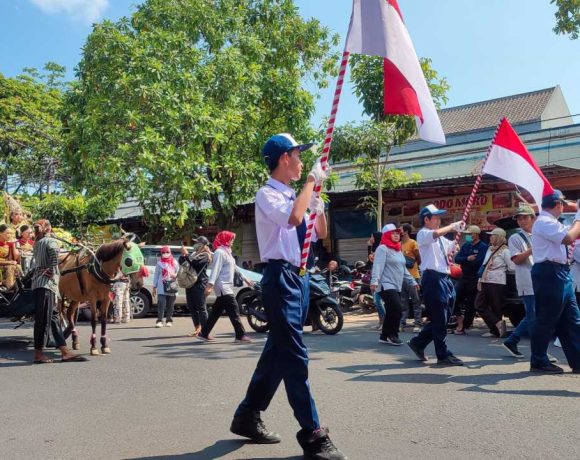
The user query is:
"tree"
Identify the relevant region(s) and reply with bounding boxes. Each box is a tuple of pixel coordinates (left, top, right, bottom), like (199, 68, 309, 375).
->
(0, 63, 66, 195)
(332, 56, 449, 230)
(63, 0, 339, 239)
(552, 0, 580, 39)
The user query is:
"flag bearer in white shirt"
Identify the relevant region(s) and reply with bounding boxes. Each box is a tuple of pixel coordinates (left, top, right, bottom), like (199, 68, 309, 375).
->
(530, 190, 580, 374)
(407, 204, 466, 366)
(230, 133, 347, 460)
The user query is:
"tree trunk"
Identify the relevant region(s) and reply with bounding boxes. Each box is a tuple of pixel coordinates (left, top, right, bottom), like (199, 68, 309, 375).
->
(376, 182, 383, 231)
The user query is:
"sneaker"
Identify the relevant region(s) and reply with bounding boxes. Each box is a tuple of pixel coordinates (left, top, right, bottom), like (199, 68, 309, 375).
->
(481, 332, 495, 338)
(407, 339, 428, 361)
(572, 368, 580, 374)
(165, 321, 173, 327)
(437, 355, 464, 366)
(413, 326, 421, 333)
(548, 354, 559, 363)
(530, 363, 564, 374)
(503, 341, 524, 358)
(155, 321, 163, 328)
(297, 427, 348, 460)
(235, 335, 252, 344)
(230, 412, 281, 444)
(379, 336, 402, 346)
(195, 334, 214, 342)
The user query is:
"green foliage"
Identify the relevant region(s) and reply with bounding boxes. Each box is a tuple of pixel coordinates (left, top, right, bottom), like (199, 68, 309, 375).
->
(0, 63, 66, 194)
(552, 0, 580, 39)
(62, 0, 339, 237)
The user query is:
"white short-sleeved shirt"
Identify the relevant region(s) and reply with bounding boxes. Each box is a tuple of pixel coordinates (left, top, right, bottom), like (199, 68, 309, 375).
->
(255, 178, 315, 267)
(572, 244, 580, 293)
(531, 211, 568, 264)
(417, 228, 453, 275)
(508, 231, 534, 296)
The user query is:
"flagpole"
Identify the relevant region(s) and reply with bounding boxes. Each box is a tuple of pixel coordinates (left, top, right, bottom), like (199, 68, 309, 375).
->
(454, 117, 505, 246)
(299, 50, 350, 275)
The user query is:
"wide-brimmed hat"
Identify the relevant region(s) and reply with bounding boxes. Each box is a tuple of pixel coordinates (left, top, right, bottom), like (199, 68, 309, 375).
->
(462, 225, 481, 234)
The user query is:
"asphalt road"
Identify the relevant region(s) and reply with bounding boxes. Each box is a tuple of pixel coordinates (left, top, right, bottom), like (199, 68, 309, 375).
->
(1, 314, 579, 460)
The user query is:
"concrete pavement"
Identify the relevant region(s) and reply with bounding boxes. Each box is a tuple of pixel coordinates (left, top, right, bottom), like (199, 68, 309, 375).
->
(1, 315, 579, 460)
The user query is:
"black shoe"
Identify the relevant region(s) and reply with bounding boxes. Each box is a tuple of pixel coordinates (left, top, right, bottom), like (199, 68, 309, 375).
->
(572, 369, 580, 374)
(503, 341, 524, 358)
(297, 427, 348, 460)
(407, 340, 427, 361)
(530, 363, 564, 374)
(379, 336, 402, 346)
(437, 355, 464, 366)
(230, 412, 281, 444)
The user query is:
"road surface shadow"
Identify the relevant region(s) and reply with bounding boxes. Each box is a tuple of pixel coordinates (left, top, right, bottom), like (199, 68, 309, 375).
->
(126, 439, 248, 459)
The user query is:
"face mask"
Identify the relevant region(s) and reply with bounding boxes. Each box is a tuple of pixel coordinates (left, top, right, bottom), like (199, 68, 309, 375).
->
(161, 252, 171, 259)
(465, 235, 473, 243)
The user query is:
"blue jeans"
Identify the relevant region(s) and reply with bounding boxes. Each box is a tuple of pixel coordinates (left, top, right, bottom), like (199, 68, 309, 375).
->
(374, 292, 386, 320)
(235, 261, 320, 431)
(504, 295, 535, 345)
(530, 262, 580, 369)
(410, 270, 455, 360)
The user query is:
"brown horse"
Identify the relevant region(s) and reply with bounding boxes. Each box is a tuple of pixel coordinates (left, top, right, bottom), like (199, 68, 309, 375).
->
(58, 238, 145, 355)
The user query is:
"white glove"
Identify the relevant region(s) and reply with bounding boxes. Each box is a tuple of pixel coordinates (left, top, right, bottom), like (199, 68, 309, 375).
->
(308, 157, 331, 184)
(309, 194, 325, 216)
(451, 221, 466, 232)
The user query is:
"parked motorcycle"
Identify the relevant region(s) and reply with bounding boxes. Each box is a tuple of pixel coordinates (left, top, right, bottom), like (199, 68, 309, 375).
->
(242, 273, 344, 335)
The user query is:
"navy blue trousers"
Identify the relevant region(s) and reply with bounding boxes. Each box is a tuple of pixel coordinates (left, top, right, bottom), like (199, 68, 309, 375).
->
(410, 270, 455, 360)
(531, 262, 580, 369)
(235, 261, 320, 431)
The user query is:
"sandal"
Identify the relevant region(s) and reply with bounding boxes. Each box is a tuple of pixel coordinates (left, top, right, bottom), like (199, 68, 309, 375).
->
(33, 357, 54, 364)
(62, 355, 88, 363)
(454, 329, 466, 335)
(186, 331, 199, 337)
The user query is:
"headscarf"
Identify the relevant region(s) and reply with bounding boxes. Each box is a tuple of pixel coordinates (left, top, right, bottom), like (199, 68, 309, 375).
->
(380, 229, 402, 252)
(159, 245, 177, 280)
(213, 231, 235, 253)
(371, 231, 383, 253)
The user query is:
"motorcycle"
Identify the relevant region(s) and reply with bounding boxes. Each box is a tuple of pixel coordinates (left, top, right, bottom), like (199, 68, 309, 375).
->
(242, 273, 344, 335)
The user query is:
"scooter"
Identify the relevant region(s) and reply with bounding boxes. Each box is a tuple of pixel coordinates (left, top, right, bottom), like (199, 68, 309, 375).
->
(242, 273, 344, 335)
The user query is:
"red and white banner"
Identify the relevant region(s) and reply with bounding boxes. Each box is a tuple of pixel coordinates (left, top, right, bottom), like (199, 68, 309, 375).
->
(483, 118, 554, 207)
(345, 0, 446, 144)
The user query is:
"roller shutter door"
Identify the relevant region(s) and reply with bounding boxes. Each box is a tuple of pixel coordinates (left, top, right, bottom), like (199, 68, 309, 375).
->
(336, 237, 369, 265)
(240, 223, 261, 264)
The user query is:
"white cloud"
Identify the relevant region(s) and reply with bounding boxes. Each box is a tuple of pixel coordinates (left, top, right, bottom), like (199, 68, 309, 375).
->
(30, 0, 110, 24)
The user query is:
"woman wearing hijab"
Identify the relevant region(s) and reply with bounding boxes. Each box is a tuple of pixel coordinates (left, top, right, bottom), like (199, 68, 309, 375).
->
(368, 230, 386, 329)
(153, 246, 179, 327)
(197, 231, 253, 343)
(475, 228, 516, 338)
(180, 236, 213, 337)
(370, 224, 419, 346)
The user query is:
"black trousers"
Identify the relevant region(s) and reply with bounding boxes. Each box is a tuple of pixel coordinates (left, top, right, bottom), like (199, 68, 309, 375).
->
(454, 277, 478, 329)
(33, 288, 66, 350)
(186, 285, 208, 328)
(475, 282, 506, 335)
(202, 294, 246, 339)
(379, 289, 403, 339)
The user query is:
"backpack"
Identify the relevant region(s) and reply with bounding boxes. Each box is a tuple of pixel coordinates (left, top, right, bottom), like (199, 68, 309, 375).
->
(177, 254, 207, 289)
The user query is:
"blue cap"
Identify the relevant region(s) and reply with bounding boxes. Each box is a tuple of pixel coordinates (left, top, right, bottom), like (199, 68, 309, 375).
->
(262, 133, 314, 170)
(541, 189, 567, 208)
(420, 204, 447, 220)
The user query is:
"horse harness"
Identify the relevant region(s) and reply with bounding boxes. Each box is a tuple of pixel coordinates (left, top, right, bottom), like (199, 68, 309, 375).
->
(59, 250, 116, 295)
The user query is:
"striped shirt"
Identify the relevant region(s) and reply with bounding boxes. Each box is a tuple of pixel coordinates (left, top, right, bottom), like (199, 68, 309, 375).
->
(31, 236, 60, 296)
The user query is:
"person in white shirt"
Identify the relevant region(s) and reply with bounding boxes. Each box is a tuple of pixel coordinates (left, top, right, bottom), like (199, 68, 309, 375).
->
(530, 190, 580, 374)
(230, 133, 346, 460)
(572, 243, 580, 305)
(407, 204, 465, 366)
(474, 227, 515, 338)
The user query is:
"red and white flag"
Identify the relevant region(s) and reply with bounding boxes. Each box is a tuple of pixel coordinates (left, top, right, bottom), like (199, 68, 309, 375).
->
(483, 118, 554, 207)
(345, 0, 446, 144)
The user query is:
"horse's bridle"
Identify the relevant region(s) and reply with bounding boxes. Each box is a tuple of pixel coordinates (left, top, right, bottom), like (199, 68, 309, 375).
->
(59, 250, 117, 294)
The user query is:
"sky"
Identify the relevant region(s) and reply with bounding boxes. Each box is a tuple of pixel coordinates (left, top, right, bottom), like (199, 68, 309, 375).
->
(1, 0, 579, 128)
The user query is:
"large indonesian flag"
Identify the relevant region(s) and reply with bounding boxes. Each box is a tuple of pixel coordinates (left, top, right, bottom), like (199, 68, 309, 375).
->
(483, 118, 554, 207)
(345, 0, 446, 144)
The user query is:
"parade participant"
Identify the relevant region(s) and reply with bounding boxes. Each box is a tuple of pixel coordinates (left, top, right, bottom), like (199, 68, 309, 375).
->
(31, 219, 86, 363)
(453, 225, 487, 334)
(400, 224, 422, 332)
(529, 190, 580, 374)
(572, 243, 580, 306)
(407, 205, 465, 366)
(9, 209, 25, 239)
(180, 236, 212, 337)
(197, 231, 252, 343)
(17, 224, 35, 273)
(153, 246, 179, 327)
(0, 223, 21, 290)
(368, 231, 386, 329)
(231, 134, 346, 460)
(474, 228, 515, 338)
(370, 223, 418, 345)
(111, 274, 131, 324)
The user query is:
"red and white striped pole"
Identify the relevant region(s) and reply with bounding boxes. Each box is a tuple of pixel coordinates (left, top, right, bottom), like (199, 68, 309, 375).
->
(299, 51, 350, 275)
(454, 117, 505, 246)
